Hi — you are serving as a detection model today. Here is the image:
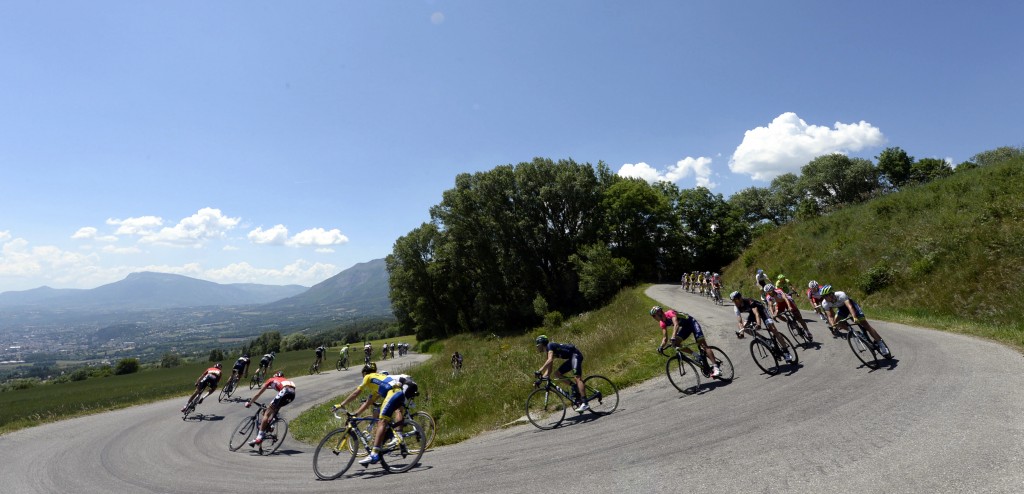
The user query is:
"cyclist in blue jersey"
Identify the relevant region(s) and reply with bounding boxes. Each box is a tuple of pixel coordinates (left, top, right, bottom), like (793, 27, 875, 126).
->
(534, 335, 589, 412)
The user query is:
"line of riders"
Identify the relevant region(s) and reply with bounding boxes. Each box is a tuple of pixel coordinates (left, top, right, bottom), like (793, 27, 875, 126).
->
(663, 268, 891, 368)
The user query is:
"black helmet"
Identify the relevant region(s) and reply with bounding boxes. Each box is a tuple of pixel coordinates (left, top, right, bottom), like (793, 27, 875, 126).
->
(274, 371, 284, 378)
(214, 362, 222, 369)
(535, 335, 549, 346)
(361, 362, 377, 375)
(729, 291, 742, 300)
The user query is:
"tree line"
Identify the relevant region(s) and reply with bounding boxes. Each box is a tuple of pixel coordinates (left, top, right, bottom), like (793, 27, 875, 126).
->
(387, 147, 1023, 340)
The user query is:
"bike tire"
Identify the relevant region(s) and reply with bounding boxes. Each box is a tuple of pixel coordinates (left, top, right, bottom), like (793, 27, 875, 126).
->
(249, 372, 261, 390)
(259, 417, 288, 455)
(665, 355, 701, 394)
(779, 333, 799, 366)
(411, 411, 436, 451)
(848, 327, 881, 369)
(380, 418, 424, 473)
(525, 387, 567, 430)
(706, 346, 735, 382)
(228, 417, 256, 451)
(583, 375, 619, 414)
(313, 428, 359, 480)
(786, 317, 809, 346)
(750, 339, 782, 375)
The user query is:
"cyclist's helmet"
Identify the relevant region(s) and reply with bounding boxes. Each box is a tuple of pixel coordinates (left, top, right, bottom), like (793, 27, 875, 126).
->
(243, 353, 249, 358)
(730, 291, 742, 300)
(214, 362, 222, 369)
(777, 274, 786, 280)
(274, 371, 284, 377)
(361, 362, 377, 375)
(756, 269, 764, 274)
(808, 280, 819, 291)
(649, 306, 663, 316)
(820, 284, 834, 296)
(763, 283, 775, 293)
(535, 335, 549, 346)
(270, 351, 276, 356)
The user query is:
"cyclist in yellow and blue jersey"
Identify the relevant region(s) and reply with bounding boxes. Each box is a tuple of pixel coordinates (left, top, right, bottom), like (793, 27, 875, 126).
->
(334, 362, 407, 466)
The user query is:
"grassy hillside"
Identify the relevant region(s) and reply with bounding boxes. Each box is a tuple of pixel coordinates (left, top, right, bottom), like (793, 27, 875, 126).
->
(722, 157, 1024, 350)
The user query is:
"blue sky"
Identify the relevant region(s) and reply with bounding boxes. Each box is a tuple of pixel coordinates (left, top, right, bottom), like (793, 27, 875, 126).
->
(1, 1, 1021, 291)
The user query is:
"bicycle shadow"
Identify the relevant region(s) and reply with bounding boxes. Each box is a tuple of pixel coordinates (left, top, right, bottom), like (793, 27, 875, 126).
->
(184, 413, 224, 422)
(335, 463, 433, 480)
(795, 340, 823, 351)
(859, 357, 900, 372)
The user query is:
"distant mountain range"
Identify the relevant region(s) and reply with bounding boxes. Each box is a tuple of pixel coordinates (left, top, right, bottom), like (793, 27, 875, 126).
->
(0, 258, 391, 313)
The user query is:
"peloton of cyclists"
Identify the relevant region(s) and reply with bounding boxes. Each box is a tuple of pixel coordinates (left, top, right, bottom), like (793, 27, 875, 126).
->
(650, 306, 722, 378)
(181, 363, 222, 412)
(534, 335, 589, 412)
(246, 370, 296, 447)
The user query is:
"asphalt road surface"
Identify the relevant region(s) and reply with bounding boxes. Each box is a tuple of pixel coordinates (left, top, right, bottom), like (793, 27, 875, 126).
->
(2, 285, 1022, 493)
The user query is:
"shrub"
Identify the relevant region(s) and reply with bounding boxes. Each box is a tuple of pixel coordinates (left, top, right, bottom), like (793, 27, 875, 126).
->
(858, 263, 895, 295)
(114, 358, 140, 375)
(160, 352, 182, 368)
(543, 311, 565, 328)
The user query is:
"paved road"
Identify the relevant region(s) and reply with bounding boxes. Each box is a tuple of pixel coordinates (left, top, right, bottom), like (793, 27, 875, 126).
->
(2, 285, 1023, 493)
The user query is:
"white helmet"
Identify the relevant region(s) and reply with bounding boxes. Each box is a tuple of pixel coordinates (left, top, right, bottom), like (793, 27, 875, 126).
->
(763, 283, 776, 293)
(808, 280, 820, 290)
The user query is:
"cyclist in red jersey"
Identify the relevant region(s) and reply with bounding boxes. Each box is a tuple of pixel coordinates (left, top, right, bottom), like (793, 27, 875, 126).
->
(181, 363, 222, 412)
(763, 284, 813, 341)
(245, 370, 296, 446)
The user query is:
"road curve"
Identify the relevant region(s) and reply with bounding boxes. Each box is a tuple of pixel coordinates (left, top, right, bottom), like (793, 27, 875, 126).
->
(2, 285, 1023, 493)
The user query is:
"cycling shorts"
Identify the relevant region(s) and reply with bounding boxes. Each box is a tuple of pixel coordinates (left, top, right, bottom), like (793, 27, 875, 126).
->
(378, 389, 406, 422)
(674, 319, 706, 343)
(271, 387, 295, 408)
(233, 362, 247, 372)
(557, 352, 584, 377)
(746, 311, 775, 327)
(198, 374, 219, 391)
(836, 302, 866, 322)
(260, 359, 271, 367)
(774, 296, 798, 312)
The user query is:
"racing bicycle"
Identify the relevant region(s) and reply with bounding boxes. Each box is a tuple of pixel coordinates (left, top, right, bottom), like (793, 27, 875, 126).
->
(835, 317, 895, 369)
(249, 367, 267, 390)
(777, 309, 813, 346)
(525, 375, 619, 430)
(312, 409, 425, 480)
(336, 354, 350, 371)
(742, 320, 799, 375)
(309, 359, 322, 375)
(228, 402, 288, 455)
(658, 344, 734, 394)
(218, 373, 241, 402)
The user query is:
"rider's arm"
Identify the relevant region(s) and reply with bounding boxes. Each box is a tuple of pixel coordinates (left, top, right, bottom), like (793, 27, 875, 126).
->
(249, 381, 270, 403)
(337, 386, 364, 410)
(537, 350, 555, 378)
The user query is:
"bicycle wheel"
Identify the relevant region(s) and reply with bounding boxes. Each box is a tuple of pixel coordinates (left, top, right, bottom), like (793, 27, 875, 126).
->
(249, 372, 261, 390)
(665, 355, 701, 394)
(750, 339, 782, 375)
(779, 334, 799, 366)
(313, 428, 359, 480)
(258, 417, 288, 455)
(228, 417, 256, 451)
(411, 411, 436, 451)
(706, 346, 735, 382)
(218, 380, 233, 402)
(786, 317, 809, 346)
(583, 375, 619, 414)
(380, 419, 424, 473)
(525, 387, 567, 430)
(848, 327, 881, 369)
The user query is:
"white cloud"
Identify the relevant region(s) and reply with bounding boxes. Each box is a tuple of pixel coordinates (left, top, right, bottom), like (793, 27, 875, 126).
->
(71, 226, 117, 243)
(101, 245, 142, 254)
(431, 12, 445, 25)
(248, 225, 349, 248)
(288, 228, 349, 247)
(617, 156, 717, 188)
(315, 247, 335, 254)
(729, 112, 886, 181)
(138, 208, 240, 247)
(107, 215, 163, 236)
(0, 236, 101, 279)
(223, 245, 240, 251)
(248, 224, 290, 245)
(203, 260, 337, 286)
(0, 230, 11, 242)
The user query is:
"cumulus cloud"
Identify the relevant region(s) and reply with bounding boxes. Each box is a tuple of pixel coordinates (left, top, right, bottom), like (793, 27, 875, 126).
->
(1, 235, 101, 279)
(729, 112, 886, 181)
(0, 230, 10, 242)
(137, 208, 240, 246)
(247, 225, 349, 248)
(107, 215, 163, 236)
(203, 260, 337, 286)
(71, 226, 118, 243)
(617, 156, 717, 188)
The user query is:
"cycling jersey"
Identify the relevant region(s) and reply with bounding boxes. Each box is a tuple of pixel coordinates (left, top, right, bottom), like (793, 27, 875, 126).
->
(545, 342, 584, 376)
(734, 298, 774, 325)
(263, 375, 296, 392)
(755, 272, 769, 287)
(657, 310, 706, 341)
(315, 347, 325, 357)
(233, 357, 249, 371)
(765, 288, 797, 311)
(260, 354, 274, 367)
(807, 288, 823, 305)
(340, 346, 349, 356)
(822, 291, 866, 320)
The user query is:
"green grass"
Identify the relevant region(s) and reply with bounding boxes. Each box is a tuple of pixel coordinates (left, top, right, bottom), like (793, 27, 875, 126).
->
(290, 285, 679, 446)
(0, 335, 413, 435)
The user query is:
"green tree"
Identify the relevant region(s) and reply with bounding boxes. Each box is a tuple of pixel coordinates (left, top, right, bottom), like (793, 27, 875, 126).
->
(602, 178, 675, 280)
(876, 146, 914, 190)
(908, 158, 953, 184)
(283, 333, 311, 351)
(208, 349, 224, 362)
(160, 352, 182, 368)
(677, 187, 748, 269)
(799, 154, 880, 211)
(569, 243, 633, 303)
(971, 146, 1024, 167)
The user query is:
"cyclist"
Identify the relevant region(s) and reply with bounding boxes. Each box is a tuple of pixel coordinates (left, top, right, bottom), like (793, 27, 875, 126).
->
(650, 306, 721, 378)
(451, 351, 463, 372)
(314, 344, 326, 369)
(820, 285, 891, 356)
(763, 284, 813, 341)
(334, 363, 408, 466)
(755, 269, 770, 290)
(775, 274, 798, 298)
(258, 351, 275, 374)
(246, 370, 296, 446)
(230, 353, 250, 385)
(729, 291, 795, 363)
(181, 363, 222, 412)
(364, 342, 373, 363)
(390, 343, 396, 359)
(806, 280, 829, 323)
(534, 335, 589, 412)
(339, 344, 350, 366)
